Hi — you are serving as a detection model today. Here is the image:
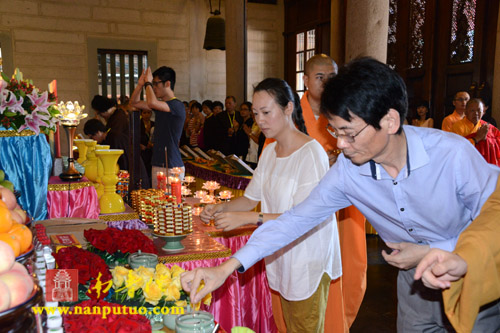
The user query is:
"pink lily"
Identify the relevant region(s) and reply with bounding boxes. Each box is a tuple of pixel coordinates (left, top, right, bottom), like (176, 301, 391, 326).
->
(27, 89, 53, 113)
(1, 91, 25, 115)
(18, 110, 50, 135)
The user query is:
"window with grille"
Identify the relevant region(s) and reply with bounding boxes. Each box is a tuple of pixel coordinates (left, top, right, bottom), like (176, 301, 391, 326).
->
(295, 29, 315, 98)
(387, 0, 398, 69)
(450, 0, 477, 64)
(97, 49, 148, 101)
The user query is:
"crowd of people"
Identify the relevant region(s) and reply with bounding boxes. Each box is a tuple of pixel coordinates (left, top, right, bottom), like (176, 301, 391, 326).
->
(81, 57, 500, 333)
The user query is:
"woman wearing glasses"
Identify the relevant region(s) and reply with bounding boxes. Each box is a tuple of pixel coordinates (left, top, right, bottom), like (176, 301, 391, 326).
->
(194, 78, 341, 332)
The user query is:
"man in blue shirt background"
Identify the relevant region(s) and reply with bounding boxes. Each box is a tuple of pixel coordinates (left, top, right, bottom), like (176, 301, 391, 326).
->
(182, 58, 500, 332)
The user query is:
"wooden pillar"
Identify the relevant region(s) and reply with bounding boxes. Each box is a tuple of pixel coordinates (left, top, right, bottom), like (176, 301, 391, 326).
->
(330, 0, 346, 65)
(345, 0, 389, 63)
(492, 5, 500, 122)
(225, 0, 247, 103)
(129, 110, 141, 192)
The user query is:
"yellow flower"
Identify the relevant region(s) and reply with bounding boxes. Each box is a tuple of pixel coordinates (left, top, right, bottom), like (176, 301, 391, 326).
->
(155, 264, 171, 278)
(135, 266, 155, 287)
(126, 270, 145, 298)
(171, 275, 182, 290)
(155, 273, 173, 290)
(175, 300, 188, 308)
(170, 265, 185, 278)
(202, 291, 212, 306)
(111, 266, 129, 289)
(192, 281, 212, 311)
(163, 284, 181, 301)
(143, 280, 163, 306)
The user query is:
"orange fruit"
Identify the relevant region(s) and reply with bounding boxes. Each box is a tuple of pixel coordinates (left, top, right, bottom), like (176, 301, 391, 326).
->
(0, 233, 21, 257)
(8, 224, 32, 254)
(0, 206, 13, 233)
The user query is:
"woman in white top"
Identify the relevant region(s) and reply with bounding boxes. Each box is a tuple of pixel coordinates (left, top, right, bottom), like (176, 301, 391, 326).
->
(195, 78, 341, 332)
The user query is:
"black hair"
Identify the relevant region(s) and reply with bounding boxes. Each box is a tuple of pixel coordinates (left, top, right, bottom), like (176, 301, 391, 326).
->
(225, 95, 236, 103)
(91, 95, 117, 114)
(212, 101, 223, 109)
(414, 100, 431, 119)
(190, 102, 202, 113)
(253, 78, 307, 134)
(293, 92, 308, 135)
(152, 66, 176, 91)
(321, 57, 408, 134)
(84, 118, 106, 136)
(240, 101, 252, 110)
(202, 100, 213, 110)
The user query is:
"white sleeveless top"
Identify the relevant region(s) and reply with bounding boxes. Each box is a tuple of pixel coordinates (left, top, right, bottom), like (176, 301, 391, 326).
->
(244, 140, 341, 300)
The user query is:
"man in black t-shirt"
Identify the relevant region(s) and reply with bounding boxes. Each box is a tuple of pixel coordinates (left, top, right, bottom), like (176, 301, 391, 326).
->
(131, 66, 186, 187)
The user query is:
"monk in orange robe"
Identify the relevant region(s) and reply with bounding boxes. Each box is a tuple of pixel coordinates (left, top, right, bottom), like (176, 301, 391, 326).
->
(442, 91, 470, 132)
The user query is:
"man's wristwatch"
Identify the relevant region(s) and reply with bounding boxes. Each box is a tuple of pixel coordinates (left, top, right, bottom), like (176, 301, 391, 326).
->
(257, 212, 264, 226)
(144, 82, 153, 88)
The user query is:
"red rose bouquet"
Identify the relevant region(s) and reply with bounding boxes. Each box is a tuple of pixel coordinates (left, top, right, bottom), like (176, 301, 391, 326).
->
(52, 246, 112, 300)
(63, 299, 151, 333)
(84, 228, 157, 254)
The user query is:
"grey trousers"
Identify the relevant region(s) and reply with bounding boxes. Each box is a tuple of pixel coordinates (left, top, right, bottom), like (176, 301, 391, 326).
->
(397, 268, 500, 332)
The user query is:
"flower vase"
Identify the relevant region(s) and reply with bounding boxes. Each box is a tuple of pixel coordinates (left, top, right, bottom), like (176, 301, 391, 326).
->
(95, 144, 110, 198)
(73, 139, 92, 165)
(95, 149, 125, 214)
(82, 140, 98, 183)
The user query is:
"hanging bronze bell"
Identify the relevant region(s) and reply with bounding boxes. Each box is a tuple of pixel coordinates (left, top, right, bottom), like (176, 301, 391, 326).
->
(203, 16, 226, 50)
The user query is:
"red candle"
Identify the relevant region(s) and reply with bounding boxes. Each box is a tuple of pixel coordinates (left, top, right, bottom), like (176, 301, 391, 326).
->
(49, 80, 61, 158)
(54, 124, 61, 158)
(156, 172, 166, 190)
(171, 182, 182, 204)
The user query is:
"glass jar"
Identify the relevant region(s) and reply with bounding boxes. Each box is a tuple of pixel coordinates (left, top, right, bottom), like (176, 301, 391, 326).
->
(175, 311, 215, 332)
(127, 250, 158, 269)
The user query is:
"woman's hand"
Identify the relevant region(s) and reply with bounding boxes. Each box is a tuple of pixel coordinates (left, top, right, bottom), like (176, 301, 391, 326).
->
(213, 212, 256, 231)
(200, 204, 224, 223)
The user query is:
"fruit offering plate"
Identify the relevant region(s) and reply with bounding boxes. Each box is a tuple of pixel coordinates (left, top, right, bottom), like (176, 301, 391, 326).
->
(152, 232, 191, 252)
(0, 283, 43, 332)
(15, 243, 34, 264)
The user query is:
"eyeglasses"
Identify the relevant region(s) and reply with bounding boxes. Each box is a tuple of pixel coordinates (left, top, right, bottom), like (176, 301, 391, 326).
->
(152, 80, 164, 86)
(326, 123, 370, 143)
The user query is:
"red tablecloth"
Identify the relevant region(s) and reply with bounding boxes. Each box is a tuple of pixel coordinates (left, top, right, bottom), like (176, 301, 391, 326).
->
(47, 176, 100, 219)
(161, 216, 277, 332)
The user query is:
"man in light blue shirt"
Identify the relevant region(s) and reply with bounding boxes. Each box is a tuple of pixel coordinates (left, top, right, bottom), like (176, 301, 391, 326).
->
(182, 58, 500, 332)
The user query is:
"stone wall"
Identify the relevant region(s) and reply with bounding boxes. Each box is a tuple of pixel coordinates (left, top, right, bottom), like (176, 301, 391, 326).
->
(0, 0, 284, 107)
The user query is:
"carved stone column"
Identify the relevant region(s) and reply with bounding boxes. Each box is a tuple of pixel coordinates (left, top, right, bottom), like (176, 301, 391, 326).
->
(345, 0, 390, 63)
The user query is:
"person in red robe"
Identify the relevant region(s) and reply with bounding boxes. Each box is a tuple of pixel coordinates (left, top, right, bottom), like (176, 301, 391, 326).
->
(451, 98, 500, 167)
